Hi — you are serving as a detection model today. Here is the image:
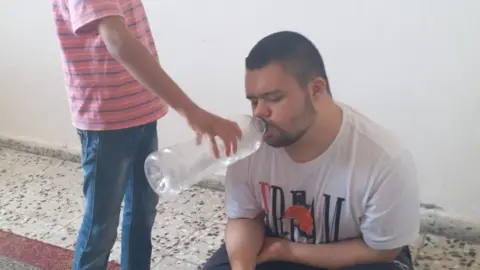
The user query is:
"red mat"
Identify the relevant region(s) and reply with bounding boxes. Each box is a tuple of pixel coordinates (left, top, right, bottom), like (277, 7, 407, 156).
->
(0, 230, 120, 270)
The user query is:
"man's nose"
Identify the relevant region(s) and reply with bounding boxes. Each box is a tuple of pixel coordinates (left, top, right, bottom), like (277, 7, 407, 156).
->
(253, 101, 271, 119)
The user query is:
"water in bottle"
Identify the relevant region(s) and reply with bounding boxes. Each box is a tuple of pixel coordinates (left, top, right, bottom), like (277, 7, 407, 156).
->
(144, 115, 267, 201)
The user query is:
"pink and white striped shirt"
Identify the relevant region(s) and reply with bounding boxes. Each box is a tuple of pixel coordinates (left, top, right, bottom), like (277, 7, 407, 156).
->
(51, 0, 168, 130)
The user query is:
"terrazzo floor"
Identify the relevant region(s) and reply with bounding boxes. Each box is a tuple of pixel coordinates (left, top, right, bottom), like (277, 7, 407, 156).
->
(0, 146, 479, 269)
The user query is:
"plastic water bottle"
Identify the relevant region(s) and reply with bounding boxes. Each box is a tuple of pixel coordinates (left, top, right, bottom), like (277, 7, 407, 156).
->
(144, 115, 267, 201)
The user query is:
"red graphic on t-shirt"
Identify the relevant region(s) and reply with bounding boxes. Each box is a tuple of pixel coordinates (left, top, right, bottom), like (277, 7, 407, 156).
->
(259, 182, 270, 215)
(258, 181, 345, 244)
(284, 205, 313, 234)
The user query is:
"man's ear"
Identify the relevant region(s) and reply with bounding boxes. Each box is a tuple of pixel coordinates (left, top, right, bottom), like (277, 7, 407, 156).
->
(308, 77, 327, 99)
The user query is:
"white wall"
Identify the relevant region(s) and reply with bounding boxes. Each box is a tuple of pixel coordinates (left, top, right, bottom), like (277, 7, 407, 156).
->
(0, 0, 479, 219)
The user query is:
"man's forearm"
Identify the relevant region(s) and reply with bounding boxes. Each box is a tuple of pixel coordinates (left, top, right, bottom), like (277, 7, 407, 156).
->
(98, 16, 197, 116)
(225, 215, 264, 270)
(282, 238, 400, 269)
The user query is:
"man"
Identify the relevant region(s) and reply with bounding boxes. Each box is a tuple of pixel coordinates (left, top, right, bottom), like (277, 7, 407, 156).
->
(51, 1, 241, 269)
(204, 31, 420, 270)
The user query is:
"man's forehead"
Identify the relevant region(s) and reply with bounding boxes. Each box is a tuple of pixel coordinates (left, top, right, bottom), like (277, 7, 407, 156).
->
(246, 89, 283, 99)
(245, 64, 285, 79)
(246, 70, 286, 89)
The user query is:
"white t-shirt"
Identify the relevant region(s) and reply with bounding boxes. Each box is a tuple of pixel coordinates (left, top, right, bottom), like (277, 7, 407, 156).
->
(224, 103, 420, 250)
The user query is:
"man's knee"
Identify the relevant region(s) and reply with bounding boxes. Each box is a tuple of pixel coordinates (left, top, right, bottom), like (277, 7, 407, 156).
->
(139, 192, 159, 224)
(78, 210, 119, 249)
(123, 189, 158, 229)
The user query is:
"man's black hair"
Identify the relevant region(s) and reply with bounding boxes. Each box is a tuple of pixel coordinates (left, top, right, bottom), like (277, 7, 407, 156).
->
(246, 31, 331, 95)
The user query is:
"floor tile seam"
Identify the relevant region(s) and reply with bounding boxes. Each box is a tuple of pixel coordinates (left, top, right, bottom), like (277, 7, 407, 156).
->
(17, 208, 83, 231)
(0, 208, 67, 238)
(0, 226, 57, 253)
(170, 238, 213, 266)
(163, 223, 211, 263)
(151, 255, 196, 268)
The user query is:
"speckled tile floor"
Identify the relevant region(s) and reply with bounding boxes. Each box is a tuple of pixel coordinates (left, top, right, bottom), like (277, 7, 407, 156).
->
(1, 146, 479, 269)
(0, 256, 39, 270)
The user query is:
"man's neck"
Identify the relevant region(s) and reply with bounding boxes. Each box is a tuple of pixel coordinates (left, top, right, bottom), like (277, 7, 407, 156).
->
(285, 103, 343, 163)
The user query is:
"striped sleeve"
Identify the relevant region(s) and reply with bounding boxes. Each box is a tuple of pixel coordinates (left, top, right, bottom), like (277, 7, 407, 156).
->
(66, 0, 125, 36)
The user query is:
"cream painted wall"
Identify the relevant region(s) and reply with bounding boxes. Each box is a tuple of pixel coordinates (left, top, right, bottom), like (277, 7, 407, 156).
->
(0, 1, 479, 219)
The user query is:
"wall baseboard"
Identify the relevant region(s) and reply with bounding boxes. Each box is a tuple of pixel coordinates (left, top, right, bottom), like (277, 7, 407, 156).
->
(0, 133, 81, 163)
(1, 133, 479, 244)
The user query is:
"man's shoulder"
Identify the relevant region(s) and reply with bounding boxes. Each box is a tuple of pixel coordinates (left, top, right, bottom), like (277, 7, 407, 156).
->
(342, 104, 408, 160)
(342, 105, 418, 203)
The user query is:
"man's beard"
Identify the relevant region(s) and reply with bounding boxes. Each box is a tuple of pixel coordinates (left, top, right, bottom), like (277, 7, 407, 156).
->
(264, 96, 316, 148)
(264, 113, 315, 148)
(265, 125, 310, 148)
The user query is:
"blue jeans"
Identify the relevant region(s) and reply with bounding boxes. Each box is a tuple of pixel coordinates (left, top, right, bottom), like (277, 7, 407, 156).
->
(73, 121, 160, 270)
